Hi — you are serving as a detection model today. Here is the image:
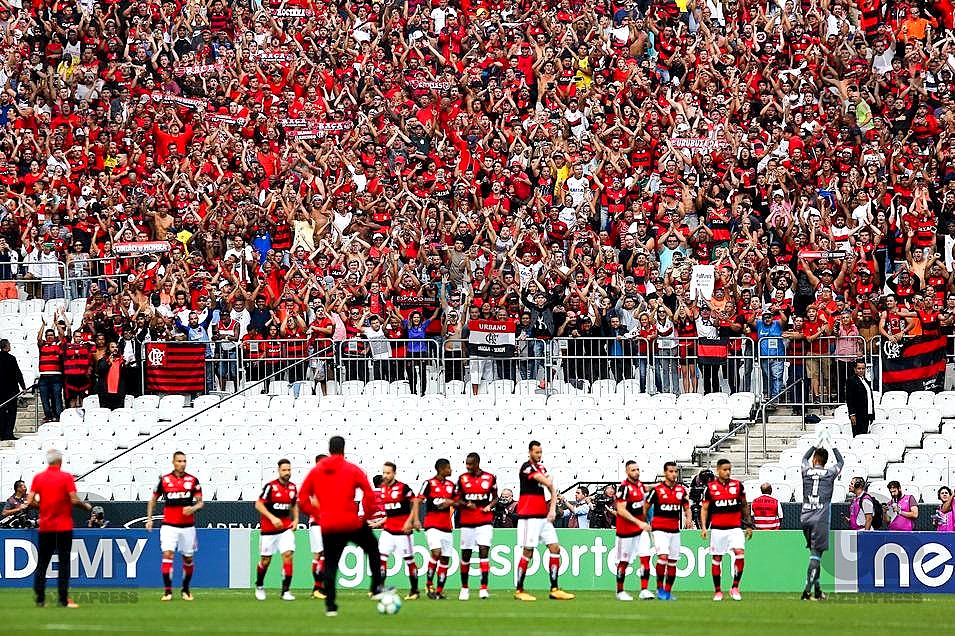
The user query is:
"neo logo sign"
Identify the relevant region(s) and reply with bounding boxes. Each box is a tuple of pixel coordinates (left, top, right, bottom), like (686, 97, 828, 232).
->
(872, 542, 954, 589)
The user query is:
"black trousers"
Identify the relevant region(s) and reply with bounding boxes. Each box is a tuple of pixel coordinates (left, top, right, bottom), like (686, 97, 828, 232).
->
(0, 402, 16, 439)
(322, 524, 384, 612)
(35, 530, 72, 606)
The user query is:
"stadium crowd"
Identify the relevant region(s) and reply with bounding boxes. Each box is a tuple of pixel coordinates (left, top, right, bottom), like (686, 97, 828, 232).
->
(0, 0, 954, 420)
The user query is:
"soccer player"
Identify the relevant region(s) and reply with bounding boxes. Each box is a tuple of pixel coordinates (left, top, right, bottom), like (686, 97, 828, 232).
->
(254, 459, 299, 601)
(514, 440, 575, 601)
(644, 461, 691, 600)
(373, 461, 421, 599)
(146, 451, 204, 601)
(306, 454, 328, 600)
(614, 460, 653, 601)
(418, 458, 456, 599)
(800, 444, 843, 600)
(457, 452, 498, 600)
(700, 459, 752, 601)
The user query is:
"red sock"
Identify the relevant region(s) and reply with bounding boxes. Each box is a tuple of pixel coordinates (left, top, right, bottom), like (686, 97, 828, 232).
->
(161, 558, 173, 593)
(516, 556, 529, 591)
(711, 556, 722, 592)
(639, 556, 651, 590)
(656, 557, 667, 590)
(733, 556, 744, 587)
(436, 562, 449, 593)
(616, 561, 628, 593)
(665, 563, 676, 593)
(460, 562, 470, 589)
(479, 559, 490, 590)
(548, 553, 560, 589)
(283, 561, 293, 577)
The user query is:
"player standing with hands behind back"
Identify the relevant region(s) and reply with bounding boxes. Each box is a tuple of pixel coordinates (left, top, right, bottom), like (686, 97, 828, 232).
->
(800, 430, 843, 601)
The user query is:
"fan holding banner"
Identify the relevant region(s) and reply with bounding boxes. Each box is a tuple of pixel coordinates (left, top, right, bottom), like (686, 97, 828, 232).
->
(466, 319, 516, 395)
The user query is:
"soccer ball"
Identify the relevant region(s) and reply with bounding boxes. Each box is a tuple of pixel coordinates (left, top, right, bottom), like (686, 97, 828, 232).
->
(376, 590, 402, 615)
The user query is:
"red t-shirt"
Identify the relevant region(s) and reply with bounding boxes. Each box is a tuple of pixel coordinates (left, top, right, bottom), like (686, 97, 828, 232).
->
(30, 465, 77, 532)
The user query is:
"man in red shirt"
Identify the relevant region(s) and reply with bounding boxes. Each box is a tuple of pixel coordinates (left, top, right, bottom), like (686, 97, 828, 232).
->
(28, 449, 92, 608)
(298, 436, 384, 616)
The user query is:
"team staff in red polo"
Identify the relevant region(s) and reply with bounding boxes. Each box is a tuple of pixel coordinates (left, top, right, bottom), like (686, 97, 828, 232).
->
(28, 449, 93, 608)
(298, 436, 385, 617)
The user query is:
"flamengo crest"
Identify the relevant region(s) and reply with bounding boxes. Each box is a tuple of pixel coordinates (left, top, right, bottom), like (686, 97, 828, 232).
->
(148, 346, 165, 367)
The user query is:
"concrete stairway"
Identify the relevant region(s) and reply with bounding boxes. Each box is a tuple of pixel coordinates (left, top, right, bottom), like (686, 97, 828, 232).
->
(696, 412, 815, 481)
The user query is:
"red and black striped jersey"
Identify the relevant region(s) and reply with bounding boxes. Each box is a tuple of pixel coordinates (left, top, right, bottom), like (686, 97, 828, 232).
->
(154, 472, 202, 528)
(457, 471, 497, 527)
(615, 479, 647, 537)
(258, 479, 297, 535)
(417, 477, 456, 532)
(517, 461, 550, 518)
(379, 480, 415, 534)
(645, 481, 688, 533)
(704, 479, 746, 530)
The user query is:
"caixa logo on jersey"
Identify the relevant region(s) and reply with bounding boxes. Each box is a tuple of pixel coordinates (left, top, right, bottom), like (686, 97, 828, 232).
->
(857, 532, 955, 593)
(0, 529, 230, 588)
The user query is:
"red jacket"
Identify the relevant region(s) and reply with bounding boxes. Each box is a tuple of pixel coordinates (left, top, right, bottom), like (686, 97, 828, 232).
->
(299, 454, 379, 533)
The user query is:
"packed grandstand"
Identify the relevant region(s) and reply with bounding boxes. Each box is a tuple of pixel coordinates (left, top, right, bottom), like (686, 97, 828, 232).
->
(0, 0, 954, 517)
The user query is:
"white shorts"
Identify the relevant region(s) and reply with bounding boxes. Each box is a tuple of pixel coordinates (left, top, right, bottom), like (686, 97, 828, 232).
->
(652, 530, 681, 560)
(259, 529, 296, 557)
(309, 525, 323, 553)
(517, 518, 558, 549)
(160, 525, 197, 557)
(379, 531, 415, 558)
(709, 528, 745, 555)
(614, 533, 653, 563)
(469, 358, 494, 385)
(426, 528, 454, 556)
(460, 525, 493, 551)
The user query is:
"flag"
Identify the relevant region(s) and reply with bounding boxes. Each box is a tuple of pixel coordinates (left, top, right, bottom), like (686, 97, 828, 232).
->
(467, 320, 516, 358)
(144, 342, 206, 393)
(881, 335, 946, 393)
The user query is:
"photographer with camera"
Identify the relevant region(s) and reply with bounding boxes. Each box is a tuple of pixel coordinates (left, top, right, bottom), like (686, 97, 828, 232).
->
(688, 469, 715, 530)
(493, 489, 518, 528)
(1, 480, 36, 528)
(586, 486, 616, 530)
(87, 505, 109, 528)
(559, 487, 592, 528)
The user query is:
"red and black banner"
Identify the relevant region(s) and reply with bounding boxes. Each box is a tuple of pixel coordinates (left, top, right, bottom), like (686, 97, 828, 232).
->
(144, 342, 206, 393)
(881, 336, 947, 393)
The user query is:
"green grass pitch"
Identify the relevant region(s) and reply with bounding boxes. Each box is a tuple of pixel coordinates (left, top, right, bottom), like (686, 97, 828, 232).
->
(2, 589, 953, 636)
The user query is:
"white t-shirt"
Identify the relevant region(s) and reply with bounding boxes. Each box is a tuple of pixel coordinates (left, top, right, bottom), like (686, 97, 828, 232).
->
(564, 176, 590, 207)
(517, 261, 543, 288)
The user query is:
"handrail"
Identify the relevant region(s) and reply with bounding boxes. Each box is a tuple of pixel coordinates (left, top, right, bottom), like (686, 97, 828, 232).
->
(0, 382, 37, 411)
(751, 377, 807, 473)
